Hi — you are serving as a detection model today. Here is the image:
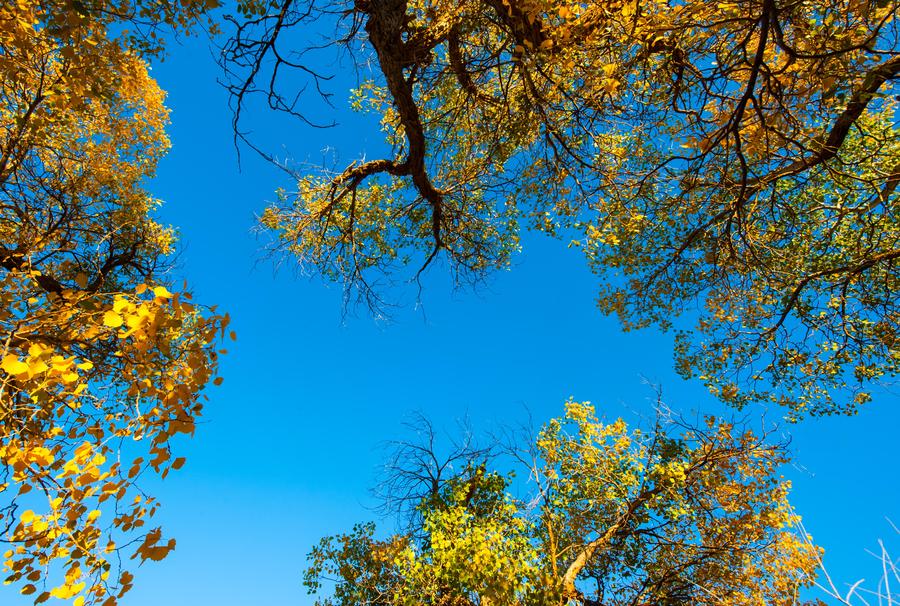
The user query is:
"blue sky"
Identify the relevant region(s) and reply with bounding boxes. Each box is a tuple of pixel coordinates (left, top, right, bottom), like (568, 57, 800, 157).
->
(14, 23, 899, 605)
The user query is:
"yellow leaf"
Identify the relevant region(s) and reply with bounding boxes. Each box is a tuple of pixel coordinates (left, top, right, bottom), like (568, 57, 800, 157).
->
(1, 355, 29, 376)
(26, 447, 54, 466)
(103, 311, 124, 328)
(27, 343, 51, 358)
(153, 286, 172, 299)
(27, 358, 48, 374)
(50, 581, 84, 599)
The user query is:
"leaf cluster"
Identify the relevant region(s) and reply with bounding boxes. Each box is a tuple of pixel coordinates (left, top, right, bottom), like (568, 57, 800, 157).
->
(304, 402, 820, 606)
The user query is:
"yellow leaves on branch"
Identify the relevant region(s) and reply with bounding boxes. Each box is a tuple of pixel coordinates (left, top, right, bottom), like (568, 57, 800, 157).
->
(305, 402, 819, 606)
(0, 1, 224, 604)
(244, 0, 900, 416)
(0, 282, 228, 604)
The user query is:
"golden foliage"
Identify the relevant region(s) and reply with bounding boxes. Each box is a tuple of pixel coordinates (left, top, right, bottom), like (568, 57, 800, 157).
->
(1, 0, 224, 603)
(304, 403, 820, 606)
(231, 0, 900, 416)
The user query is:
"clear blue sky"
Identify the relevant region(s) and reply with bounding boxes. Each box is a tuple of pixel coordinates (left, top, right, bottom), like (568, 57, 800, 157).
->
(17, 24, 899, 605)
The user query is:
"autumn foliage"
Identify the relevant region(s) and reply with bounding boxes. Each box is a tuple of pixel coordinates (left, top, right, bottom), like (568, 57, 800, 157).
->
(305, 403, 819, 606)
(228, 0, 900, 417)
(2, 0, 897, 603)
(1, 1, 225, 603)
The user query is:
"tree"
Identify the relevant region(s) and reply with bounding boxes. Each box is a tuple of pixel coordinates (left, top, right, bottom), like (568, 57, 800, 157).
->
(1, 1, 225, 603)
(304, 402, 819, 606)
(225, 0, 900, 417)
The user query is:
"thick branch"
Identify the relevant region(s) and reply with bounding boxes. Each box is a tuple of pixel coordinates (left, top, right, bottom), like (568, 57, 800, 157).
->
(447, 26, 497, 105)
(0, 247, 65, 296)
(363, 0, 446, 252)
(561, 489, 657, 600)
(560, 446, 750, 600)
(751, 54, 900, 189)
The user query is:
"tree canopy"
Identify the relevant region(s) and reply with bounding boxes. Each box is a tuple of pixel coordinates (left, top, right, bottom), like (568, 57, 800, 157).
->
(1, 0, 895, 602)
(1, 1, 225, 603)
(304, 402, 819, 606)
(225, 0, 900, 417)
